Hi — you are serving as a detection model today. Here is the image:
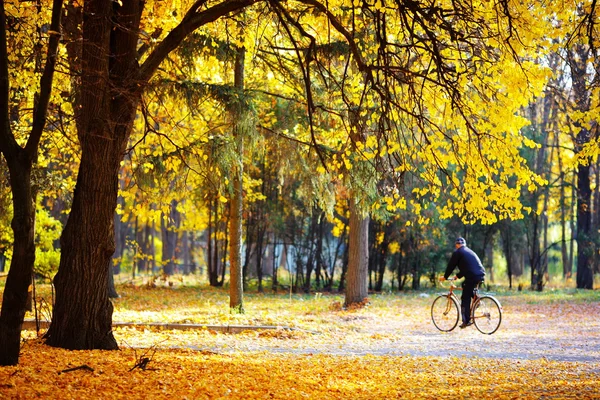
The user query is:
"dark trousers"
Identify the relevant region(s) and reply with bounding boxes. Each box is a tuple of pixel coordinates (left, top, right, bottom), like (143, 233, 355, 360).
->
(461, 277, 484, 324)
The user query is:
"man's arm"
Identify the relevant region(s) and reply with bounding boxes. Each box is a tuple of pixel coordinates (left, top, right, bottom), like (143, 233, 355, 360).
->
(444, 251, 459, 279)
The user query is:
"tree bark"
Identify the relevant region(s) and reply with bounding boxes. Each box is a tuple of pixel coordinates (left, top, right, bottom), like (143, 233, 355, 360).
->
(344, 200, 369, 307)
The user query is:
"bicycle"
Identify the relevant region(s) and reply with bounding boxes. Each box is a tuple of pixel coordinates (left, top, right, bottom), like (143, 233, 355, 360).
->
(431, 277, 502, 334)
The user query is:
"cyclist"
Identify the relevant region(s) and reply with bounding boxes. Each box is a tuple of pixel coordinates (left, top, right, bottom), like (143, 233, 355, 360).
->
(440, 237, 486, 329)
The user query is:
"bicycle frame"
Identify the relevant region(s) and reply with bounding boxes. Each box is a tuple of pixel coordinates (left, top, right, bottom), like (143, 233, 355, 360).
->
(439, 279, 483, 321)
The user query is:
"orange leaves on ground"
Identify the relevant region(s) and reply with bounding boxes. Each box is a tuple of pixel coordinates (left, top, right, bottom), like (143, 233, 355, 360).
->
(1, 340, 598, 399)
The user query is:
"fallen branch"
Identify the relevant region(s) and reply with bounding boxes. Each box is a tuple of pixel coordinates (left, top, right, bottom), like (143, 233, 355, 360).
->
(129, 343, 161, 372)
(60, 365, 94, 374)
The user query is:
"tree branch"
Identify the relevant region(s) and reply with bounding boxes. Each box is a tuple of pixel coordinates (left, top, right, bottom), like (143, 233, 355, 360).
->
(25, 0, 64, 161)
(139, 0, 257, 84)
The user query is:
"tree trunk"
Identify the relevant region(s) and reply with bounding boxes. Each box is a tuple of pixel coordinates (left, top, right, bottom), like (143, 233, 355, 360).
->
(569, 44, 594, 289)
(46, 137, 123, 349)
(229, 45, 245, 312)
(46, 0, 139, 350)
(558, 134, 571, 278)
(594, 158, 600, 275)
(161, 200, 178, 276)
(0, 0, 62, 365)
(182, 230, 190, 275)
(344, 200, 369, 307)
(0, 159, 35, 365)
(576, 162, 593, 289)
(315, 212, 325, 290)
(303, 212, 318, 293)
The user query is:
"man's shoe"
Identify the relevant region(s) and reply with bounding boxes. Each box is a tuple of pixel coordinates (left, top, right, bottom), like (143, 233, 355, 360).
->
(459, 321, 473, 329)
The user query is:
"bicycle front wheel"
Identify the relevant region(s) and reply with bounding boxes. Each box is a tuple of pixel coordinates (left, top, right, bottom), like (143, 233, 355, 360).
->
(431, 295, 460, 332)
(473, 296, 502, 334)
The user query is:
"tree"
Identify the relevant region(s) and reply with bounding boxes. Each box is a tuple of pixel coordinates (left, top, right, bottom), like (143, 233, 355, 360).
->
(0, 0, 63, 365)
(229, 44, 247, 312)
(46, 0, 256, 350)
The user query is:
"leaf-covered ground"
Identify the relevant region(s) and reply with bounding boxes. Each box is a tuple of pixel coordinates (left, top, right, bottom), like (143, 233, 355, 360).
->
(2, 282, 600, 399)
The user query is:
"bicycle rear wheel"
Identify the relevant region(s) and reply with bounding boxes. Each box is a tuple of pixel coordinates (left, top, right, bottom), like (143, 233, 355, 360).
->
(431, 295, 460, 332)
(472, 295, 502, 334)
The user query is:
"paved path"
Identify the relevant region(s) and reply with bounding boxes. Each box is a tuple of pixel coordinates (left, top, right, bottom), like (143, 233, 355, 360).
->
(27, 297, 600, 363)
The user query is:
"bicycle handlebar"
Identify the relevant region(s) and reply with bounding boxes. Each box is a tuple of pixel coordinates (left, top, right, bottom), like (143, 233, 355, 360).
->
(438, 276, 461, 289)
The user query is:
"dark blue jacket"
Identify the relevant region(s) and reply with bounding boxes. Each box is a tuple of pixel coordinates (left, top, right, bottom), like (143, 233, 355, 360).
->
(444, 246, 486, 281)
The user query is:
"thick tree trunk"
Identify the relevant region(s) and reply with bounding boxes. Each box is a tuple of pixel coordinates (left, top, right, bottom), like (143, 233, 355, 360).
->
(46, 0, 137, 350)
(344, 201, 369, 307)
(46, 139, 122, 349)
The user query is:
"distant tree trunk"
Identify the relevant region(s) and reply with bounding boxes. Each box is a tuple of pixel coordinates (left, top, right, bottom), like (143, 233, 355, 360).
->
(558, 135, 572, 278)
(576, 161, 593, 289)
(112, 197, 127, 275)
(594, 158, 600, 274)
(485, 238, 494, 282)
(303, 212, 318, 293)
(570, 44, 594, 289)
(207, 199, 214, 283)
(502, 227, 513, 289)
(182, 231, 190, 275)
(242, 216, 252, 289)
(229, 44, 245, 312)
(344, 200, 369, 307)
(136, 220, 149, 274)
(271, 236, 280, 291)
(220, 209, 229, 285)
(374, 223, 392, 292)
(569, 172, 576, 277)
(255, 226, 265, 292)
(315, 212, 325, 290)
(0, 0, 62, 365)
(208, 198, 224, 286)
(149, 222, 157, 273)
(189, 232, 197, 274)
(161, 200, 179, 276)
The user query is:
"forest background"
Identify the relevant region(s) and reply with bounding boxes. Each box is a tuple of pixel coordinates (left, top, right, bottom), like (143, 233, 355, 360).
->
(0, 0, 600, 378)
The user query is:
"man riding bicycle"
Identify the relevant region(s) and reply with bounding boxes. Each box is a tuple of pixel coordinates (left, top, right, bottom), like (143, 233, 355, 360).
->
(440, 237, 486, 329)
